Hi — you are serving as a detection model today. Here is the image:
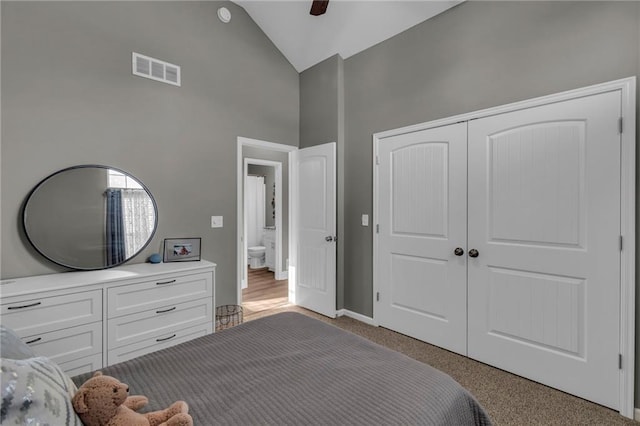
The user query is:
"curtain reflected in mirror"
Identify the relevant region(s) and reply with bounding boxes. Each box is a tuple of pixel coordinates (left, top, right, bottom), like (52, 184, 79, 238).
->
(106, 188, 125, 265)
(23, 165, 158, 270)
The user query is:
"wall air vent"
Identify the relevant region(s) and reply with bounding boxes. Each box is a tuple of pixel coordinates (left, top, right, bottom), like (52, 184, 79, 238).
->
(132, 52, 181, 87)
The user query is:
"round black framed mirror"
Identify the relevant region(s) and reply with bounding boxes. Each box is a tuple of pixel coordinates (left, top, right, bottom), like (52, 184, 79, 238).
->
(23, 165, 158, 270)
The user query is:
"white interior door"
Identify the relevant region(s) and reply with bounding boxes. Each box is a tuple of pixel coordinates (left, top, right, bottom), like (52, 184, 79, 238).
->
(293, 142, 336, 318)
(467, 91, 621, 409)
(376, 123, 467, 355)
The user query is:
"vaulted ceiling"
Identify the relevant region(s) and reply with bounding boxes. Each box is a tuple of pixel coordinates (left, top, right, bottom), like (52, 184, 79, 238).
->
(231, 1, 462, 72)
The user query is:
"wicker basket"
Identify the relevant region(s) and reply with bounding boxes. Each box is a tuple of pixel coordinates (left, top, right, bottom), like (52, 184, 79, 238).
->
(215, 305, 243, 331)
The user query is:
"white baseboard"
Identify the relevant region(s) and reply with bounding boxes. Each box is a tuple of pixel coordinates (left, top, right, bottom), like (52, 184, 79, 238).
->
(634, 407, 640, 421)
(336, 309, 377, 326)
(275, 270, 288, 280)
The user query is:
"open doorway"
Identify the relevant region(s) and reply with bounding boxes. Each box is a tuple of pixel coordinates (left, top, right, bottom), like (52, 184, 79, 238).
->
(237, 137, 296, 320)
(243, 159, 287, 319)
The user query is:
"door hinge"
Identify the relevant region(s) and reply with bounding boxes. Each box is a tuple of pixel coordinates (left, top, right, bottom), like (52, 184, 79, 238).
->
(620, 235, 623, 251)
(619, 353, 623, 369)
(619, 117, 623, 134)
(376, 155, 380, 165)
(376, 292, 380, 302)
(376, 224, 379, 234)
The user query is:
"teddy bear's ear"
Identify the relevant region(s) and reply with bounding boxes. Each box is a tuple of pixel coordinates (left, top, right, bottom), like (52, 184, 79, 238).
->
(92, 371, 103, 377)
(72, 389, 89, 414)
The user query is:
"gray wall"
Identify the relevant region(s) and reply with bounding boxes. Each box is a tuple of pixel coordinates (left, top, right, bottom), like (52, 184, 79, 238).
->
(299, 54, 345, 309)
(300, 55, 340, 148)
(1, 1, 299, 308)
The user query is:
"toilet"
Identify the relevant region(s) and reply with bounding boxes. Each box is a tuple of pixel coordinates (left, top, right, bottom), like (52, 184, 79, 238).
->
(248, 246, 266, 269)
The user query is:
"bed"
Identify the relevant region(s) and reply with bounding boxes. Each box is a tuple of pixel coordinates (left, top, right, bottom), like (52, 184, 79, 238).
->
(0, 312, 491, 425)
(70, 312, 491, 425)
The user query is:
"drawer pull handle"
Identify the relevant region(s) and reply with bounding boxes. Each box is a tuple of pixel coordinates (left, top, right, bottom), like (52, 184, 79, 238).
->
(156, 334, 176, 342)
(156, 279, 177, 285)
(156, 307, 177, 314)
(25, 337, 42, 345)
(7, 302, 42, 310)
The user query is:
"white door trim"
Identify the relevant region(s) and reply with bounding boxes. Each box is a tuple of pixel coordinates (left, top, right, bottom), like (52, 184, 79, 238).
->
(236, 137, 297, 305)
(372, 77, 636, 418)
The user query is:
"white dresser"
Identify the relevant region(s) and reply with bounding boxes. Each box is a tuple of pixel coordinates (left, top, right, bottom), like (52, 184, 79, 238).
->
(0, 260, 215, 377)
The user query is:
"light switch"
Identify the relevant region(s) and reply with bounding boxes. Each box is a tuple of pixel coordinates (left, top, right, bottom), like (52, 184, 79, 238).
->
(361, 214, 369, 226)
(211, 216, 223, 228)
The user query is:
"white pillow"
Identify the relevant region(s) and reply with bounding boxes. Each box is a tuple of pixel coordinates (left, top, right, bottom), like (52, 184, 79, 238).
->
(0, 326, 36, 360)
(0, 357, 83, 425)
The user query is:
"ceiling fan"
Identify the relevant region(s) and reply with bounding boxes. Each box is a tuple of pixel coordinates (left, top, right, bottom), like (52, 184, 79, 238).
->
(310, 0, 329, 16)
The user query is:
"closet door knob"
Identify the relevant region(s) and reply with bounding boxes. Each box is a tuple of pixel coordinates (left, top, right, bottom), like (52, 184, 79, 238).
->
(325, 236, 334, 242)
(468, 249, 479, 258)
(454, 247, 464, 256)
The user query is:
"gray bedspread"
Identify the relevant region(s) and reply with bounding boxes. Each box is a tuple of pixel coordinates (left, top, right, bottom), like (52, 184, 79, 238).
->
(73, 312, 492, 425)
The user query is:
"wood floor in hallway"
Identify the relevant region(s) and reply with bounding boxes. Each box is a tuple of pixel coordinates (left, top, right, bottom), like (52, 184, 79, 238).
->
(242, 267, 290, 322)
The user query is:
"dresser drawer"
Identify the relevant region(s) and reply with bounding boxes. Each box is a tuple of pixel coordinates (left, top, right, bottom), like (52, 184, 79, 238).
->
(107, 299, 212, 349)
(1, 290, 102, 337)
(24, 322, 102, 366)
(107, 272, 212, 318)
(60, 354, 103, 378)
(107, 323, 212, 366)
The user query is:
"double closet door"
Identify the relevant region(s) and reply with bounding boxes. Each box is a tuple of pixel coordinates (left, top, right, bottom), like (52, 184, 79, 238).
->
(376, 91, 621, 410)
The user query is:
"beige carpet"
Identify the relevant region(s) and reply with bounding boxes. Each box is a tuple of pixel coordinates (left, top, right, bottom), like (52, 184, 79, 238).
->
(244, 305, 636, 426)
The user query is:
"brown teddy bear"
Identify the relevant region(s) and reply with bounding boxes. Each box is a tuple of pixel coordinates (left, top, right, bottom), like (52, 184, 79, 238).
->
(72, 371, 193, 426)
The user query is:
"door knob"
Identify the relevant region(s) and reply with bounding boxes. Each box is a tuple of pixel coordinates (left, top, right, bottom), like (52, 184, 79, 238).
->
(468, 249, 479, 258)
(454, 247, 464, 256)
(325, 236, 334, 242)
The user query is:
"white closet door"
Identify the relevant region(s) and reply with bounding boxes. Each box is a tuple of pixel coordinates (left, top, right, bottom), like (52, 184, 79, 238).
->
(377, 123, 467, 355)
(467, 91, 621, 409)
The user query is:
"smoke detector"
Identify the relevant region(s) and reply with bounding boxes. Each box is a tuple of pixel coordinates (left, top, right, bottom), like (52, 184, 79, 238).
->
(218, 7, 231, 23)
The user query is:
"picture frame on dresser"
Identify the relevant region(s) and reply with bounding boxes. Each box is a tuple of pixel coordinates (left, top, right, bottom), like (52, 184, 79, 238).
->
(163, 238, 201, 263)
